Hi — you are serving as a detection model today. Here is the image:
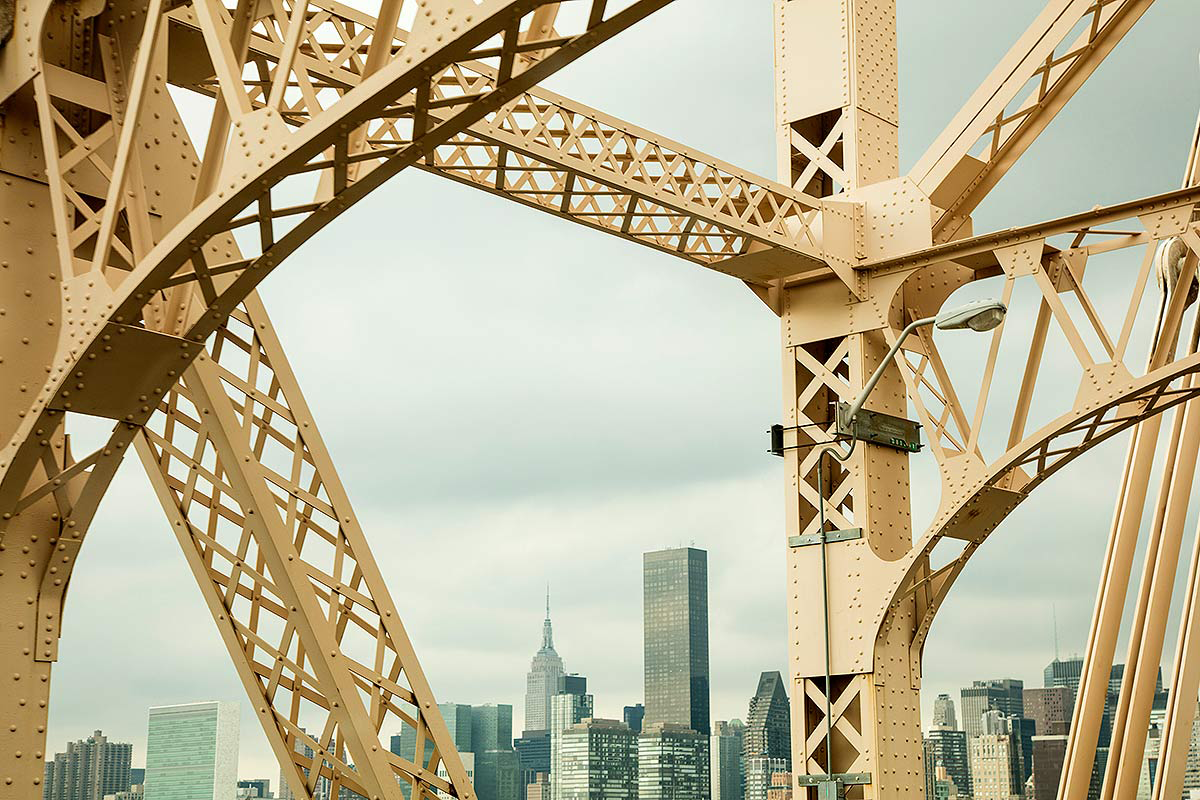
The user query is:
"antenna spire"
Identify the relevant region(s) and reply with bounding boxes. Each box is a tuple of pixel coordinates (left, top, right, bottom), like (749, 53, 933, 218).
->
(540, 585, 554, 651)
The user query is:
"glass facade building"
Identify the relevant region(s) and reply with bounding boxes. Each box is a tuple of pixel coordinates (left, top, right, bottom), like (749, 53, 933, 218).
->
(144, 701, 239, 800)
(960, 679, 1024, 739)
(514, 730, 550, 795)
(557, 719, 637, 800)
(923, 729, 970, 799)
(710, 720, 744, 800)
(643, 548, 709, 736)
(1044, 658, 1084, 693)
(550, 680, 593, 800)
(639, 723, 709, 800)
(392, 704, 514, 800)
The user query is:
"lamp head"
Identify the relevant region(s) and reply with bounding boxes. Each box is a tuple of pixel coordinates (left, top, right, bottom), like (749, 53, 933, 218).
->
(934, 298, 1007, 332)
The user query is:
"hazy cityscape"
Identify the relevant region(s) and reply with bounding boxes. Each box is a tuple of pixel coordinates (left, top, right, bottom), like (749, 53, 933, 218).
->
(45, 542, 1200, 800)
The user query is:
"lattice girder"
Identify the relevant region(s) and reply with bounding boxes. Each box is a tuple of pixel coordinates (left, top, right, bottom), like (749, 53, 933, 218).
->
(161, 0, 830, 281)
(136, 294, 468, 800)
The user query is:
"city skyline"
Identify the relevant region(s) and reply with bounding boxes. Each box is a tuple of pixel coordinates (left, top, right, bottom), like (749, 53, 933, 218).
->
(44, 601, 1121, 785)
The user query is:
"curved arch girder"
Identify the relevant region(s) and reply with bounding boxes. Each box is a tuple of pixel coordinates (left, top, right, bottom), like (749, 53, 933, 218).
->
(162, 0, 828, 280)
(879, 349, 1200, 665)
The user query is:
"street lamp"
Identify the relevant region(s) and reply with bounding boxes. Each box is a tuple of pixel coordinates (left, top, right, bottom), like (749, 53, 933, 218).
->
(836, 298, 1007, 436)
(808, 297, 1005, 799)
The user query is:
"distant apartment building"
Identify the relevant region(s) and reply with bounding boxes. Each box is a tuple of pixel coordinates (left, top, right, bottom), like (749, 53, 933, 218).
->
(144, 702, 238, 800)
(743, 758, 787, 800)
(928, 765, 960, 800)
(44, 729, 133, 800)
(970, 714, 1022, 800)
(101, 789, 143, 800)
(557, 718, 638, 800)
(639, 723, 709, 800)
(436, 753, 476, 800)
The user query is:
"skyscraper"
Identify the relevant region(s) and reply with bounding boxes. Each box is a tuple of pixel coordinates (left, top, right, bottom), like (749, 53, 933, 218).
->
(960, 679, 1024, 739)
(43, 730, 133, 800)
(923, 729, 970, 799)
(743, 672, 790, 800)
(711, 720, 745, 800)
(472, 705, 514, 754)
(743, 673, 790, 764)
(550, 676, 594, 800)
(525, 591, 565, 733)
(557, 719, 638, 800)
(932, 694, 958, 730)
(643, 547, 710, 735)
(639, 723, 709, 800)
(1044, 657, 1084, 692)
(514, 731, 550, 797)
(144, 702, 239, 800)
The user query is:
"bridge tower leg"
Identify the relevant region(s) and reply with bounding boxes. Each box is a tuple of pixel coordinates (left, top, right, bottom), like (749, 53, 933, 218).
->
(773, 2, 924, 798)
(0, 93, 130, 795)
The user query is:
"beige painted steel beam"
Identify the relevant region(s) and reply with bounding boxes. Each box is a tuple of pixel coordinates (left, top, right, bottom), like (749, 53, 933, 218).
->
(911, 0, 1156, 243)
(162, 1, 829, 281)
(136, 293, 473, 800)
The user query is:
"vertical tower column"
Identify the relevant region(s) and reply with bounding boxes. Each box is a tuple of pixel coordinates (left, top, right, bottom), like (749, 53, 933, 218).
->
(775, 0, 898, 196)
(773, 3, 920, 799)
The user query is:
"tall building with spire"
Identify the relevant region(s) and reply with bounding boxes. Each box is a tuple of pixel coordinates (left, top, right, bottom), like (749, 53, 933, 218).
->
(525, 589, 565, 732)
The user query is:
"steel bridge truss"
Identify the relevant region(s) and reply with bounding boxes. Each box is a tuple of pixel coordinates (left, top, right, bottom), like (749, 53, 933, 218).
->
(0, 0, 1197, 799)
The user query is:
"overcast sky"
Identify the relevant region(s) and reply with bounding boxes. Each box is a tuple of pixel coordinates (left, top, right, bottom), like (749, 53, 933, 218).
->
(44, 0, 1200, 784)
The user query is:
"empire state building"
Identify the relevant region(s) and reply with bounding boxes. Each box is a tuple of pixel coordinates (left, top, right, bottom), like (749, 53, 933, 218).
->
(524, 591, 565, 731)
